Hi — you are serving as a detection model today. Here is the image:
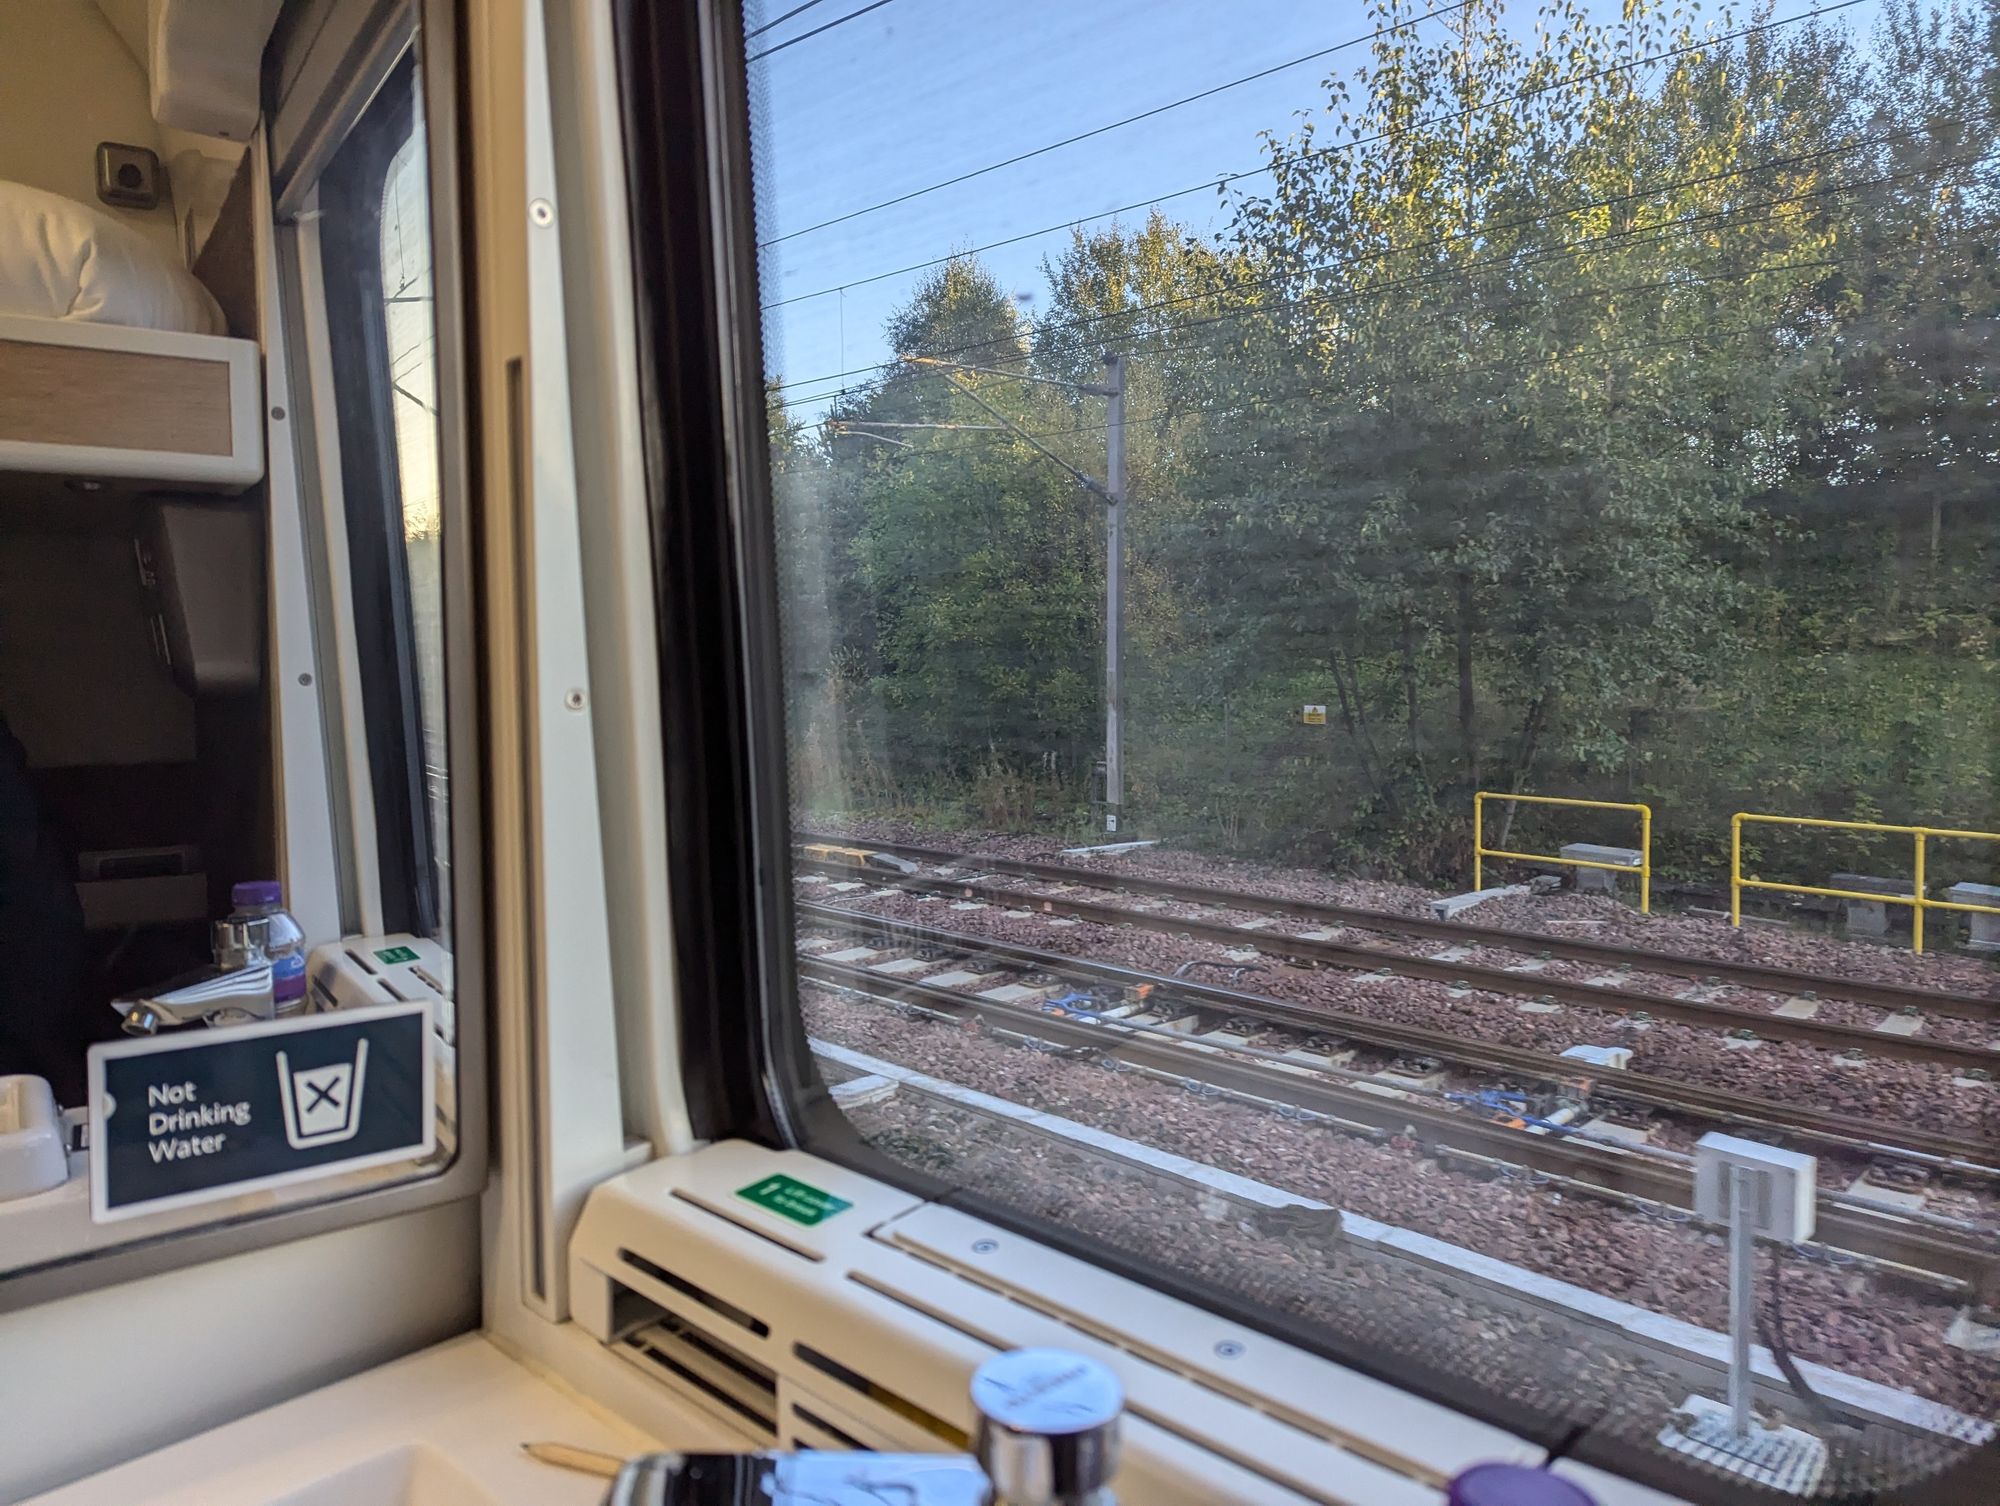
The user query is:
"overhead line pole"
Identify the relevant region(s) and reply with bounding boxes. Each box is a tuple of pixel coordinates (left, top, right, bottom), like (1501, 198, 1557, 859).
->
(1102, 351, 1127, 834)
(892, 351, 1130, 833)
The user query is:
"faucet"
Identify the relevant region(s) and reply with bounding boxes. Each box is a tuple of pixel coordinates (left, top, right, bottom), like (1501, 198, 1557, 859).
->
(112, 962, 275, 1035)
(602, 1348, 1123, 1505)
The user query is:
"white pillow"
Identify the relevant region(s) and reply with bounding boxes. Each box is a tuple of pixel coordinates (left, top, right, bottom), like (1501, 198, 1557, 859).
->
(0, 179, 225, 336)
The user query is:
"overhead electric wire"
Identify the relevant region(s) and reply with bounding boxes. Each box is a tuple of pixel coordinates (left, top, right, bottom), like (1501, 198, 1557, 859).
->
(761, 0, 1868, 311)
(747, 0, 835, 41)
(768, 105, 1997, 407)
(778, 216, 1977, 419)
(759, 1, 1476, 248)
(1092, 154, 1996, 346)
(747, 0, 896, 63)
(772, 143, 1997, 414)
(837, 272, 1968, 458)
(815, 232, 1987, 478)
(876, 282, 1977, 484)
(770, 74, 1981, 398)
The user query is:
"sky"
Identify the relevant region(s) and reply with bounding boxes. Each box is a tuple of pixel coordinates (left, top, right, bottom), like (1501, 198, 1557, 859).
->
(746, 0, 1888, 425)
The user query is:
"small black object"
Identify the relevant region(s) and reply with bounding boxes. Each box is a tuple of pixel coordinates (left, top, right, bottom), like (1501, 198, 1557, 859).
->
(95, 142, 162, 209)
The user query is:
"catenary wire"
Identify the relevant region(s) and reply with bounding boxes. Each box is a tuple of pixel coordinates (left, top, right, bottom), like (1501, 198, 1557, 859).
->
(815, 232, 1989, 462)
(761, 0, 1867, 310)
(771, 143, 1997, 412)
(747, 0, 897, 63)
(830, 284, 1977, 483)
(759, 1, 1476, 248)
(748, 0, 836, 41)
(760, 104, 1984, 406)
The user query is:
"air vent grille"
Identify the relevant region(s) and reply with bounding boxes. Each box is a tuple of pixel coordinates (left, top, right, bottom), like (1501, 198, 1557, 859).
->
(792, 1344, 968, 1448)
(617, 1314, 777, 1441)
(620, 1247, 770, 1338)
(790, 1404, 870, 1452)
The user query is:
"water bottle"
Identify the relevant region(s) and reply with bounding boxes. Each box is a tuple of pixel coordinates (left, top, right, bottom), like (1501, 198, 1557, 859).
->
(228, 881, 308, 1016)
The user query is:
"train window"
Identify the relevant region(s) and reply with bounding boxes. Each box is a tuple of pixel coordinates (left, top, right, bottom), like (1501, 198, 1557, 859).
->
(708, 0, 2000, 1497)
(318, 51, 447, 941)
(379, 95, 451, 945)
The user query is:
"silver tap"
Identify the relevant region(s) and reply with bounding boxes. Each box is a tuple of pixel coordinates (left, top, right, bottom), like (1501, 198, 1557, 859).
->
(597, 1349, 1122, 1506)
(113, 963, 275, 1034)
(972, 1347, 1122, 1506)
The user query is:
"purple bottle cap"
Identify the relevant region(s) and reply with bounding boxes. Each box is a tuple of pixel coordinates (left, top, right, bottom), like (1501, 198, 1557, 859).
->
(232, 880, 283, 907)
(1448, 1463, 1599, 1506)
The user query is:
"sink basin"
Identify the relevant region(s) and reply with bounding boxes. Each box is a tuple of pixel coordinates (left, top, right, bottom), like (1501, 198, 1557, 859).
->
(262, 1446, 501, 1506)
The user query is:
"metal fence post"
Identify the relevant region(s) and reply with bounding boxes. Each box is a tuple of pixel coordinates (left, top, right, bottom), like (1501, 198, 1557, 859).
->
(1640, 805, 1653, 915)
(1473, 792, 1484, 892)
(1728, 1164, 1758, 1438)
(1913, 831, 1928, 955)
(1730, 814, 1743, 929)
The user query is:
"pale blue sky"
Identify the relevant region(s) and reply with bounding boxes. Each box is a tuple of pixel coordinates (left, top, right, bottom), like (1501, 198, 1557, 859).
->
(746, 0, 1881, 421)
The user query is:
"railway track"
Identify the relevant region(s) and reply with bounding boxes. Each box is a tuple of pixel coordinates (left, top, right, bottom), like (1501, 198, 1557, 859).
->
(797, 833, 2000, 1023)
(799, 943, 2000, 1293)
(797, 899, 2000, 1177)
(796, 846, 2000, 1074)
(819, 1029, 1997, 1459)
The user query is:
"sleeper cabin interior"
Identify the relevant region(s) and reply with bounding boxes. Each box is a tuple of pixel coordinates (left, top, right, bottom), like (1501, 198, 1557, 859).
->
(0, 4, 269, 1109)
(0, 4, 1995, 1506)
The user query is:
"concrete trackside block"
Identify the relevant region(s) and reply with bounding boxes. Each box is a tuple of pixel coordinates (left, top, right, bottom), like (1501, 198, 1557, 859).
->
(1945, 882, 2000, 954)
(1432, 885, 1528, 919)
(1831, 872, 1908, 937)
(1561, 843, 1642, 896)
(830, 1074, 898, 1108)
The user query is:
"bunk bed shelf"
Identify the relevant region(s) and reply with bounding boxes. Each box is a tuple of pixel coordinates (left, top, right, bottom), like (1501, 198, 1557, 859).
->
(0, 313, 263, 491)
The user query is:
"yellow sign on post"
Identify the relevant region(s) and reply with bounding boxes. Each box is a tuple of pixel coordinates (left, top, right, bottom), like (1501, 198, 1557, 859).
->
(1473, 792, 1653, 913)
(1729, 813, 2000, 954)
(1301, 704, 1327, 726)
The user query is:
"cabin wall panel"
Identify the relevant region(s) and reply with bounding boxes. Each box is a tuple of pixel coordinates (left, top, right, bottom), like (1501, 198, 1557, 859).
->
(0, 527, 196, 767)
(0, 0, 180, 259)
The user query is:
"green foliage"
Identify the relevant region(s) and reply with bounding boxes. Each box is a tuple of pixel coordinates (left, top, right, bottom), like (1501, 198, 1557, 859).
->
(771, 0, 2000, 890)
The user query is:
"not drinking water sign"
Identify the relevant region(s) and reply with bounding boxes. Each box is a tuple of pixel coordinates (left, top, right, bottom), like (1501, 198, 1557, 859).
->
(87, 1002, 434, 1221)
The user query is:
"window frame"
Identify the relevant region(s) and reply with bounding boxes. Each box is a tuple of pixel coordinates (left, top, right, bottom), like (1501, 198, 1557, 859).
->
(608, 4, 1999, 1502)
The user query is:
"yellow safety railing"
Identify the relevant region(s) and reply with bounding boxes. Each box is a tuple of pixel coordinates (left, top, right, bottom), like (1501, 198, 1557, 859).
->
(1474, 792, 1653, 913)
(1730, 813, 2000, 954)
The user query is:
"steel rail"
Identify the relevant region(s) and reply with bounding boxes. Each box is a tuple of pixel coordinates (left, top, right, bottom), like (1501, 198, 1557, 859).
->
(797, 899, 2000, 1176)
(796, 858, 2000, 1074)
(797, 834, 2000, 1022)
(803, 954, 1999, 1293)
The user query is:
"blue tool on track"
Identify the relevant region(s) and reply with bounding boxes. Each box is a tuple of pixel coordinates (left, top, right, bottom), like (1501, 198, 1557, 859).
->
(1446, 1088, 1577, 1136)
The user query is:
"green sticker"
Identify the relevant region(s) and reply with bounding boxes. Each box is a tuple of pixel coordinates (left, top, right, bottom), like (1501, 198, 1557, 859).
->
(737, 1173, 852, 1226)
(374, 945, 420, 964)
